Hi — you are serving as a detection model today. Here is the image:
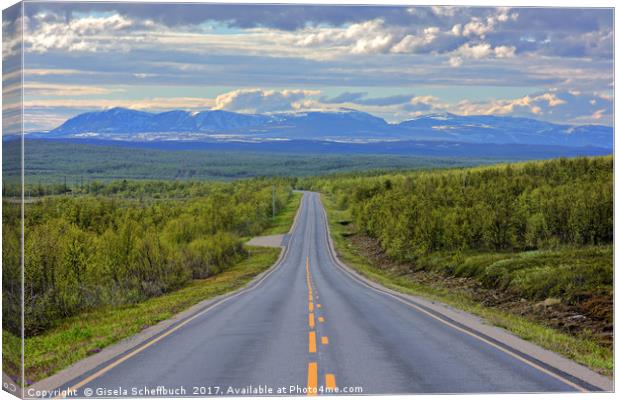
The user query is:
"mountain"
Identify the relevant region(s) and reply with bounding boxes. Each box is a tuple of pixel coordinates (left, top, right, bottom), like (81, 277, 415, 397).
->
(396, 113, 613, 148)
(51, 107, 271, 135)
(42, 107, 612, 149)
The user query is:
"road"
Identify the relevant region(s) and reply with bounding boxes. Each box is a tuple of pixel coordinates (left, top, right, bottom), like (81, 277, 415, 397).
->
(62, 192, 592, 396)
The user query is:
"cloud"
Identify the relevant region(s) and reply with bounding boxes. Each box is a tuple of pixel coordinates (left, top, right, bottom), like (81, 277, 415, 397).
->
(393, 90, 611, 125)
(23, 4, 425, 32)
(355, 94, 414, 106)
(292, 19, 456, 56)
(18, 5, 613, 66)
(455, 42, 493, 59)
(212, 88, 320, 113)
(402, 95, 448, 113)
(2, 9, 25, 60)
(320, 92, 366, 103)
(448, 56, 463, 67)
(391, 27, 440, 53)
(448, 42, 516, 66)
(26, 13, 137, 53)
(8, 4, 613, 127)
(23, 82, 124, 96)
(430, 6, 458, 18)
(23, 97, 216, 111)
(292, 19, 397, 55)
(493, 45, 516, 58)
(456, 92, 565, 116)
(320, 92, 413, 106)
(460, 8, 518, 38)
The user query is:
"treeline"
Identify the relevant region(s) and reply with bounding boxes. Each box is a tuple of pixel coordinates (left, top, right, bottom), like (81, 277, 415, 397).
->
(5, 178, 281, 199)
(2, 178, 293, 336)
(2, 140, 498, 192)
(302, 156, 612, 260)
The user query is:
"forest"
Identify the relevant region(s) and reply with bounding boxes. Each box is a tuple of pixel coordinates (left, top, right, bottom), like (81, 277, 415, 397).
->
(304, 156, 612, 255)
(299, 156, 613, 309)
(2, 178, 293, 336)
(1, 139, 505, 188)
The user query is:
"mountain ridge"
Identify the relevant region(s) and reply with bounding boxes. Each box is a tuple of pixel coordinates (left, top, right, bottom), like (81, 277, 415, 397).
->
(39, 107, 613, 149)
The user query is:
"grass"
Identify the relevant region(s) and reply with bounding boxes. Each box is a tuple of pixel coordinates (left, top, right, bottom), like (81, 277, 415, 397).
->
(415, 246, 612, 304)
(261, 191, 302, 235)
(4, 192, 302, 384)
(321, 193, 613, 376)
(4, 247, 280, 384)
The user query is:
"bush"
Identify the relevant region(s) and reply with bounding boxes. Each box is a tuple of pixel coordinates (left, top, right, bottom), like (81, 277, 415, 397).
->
(4, 178, 292, 336)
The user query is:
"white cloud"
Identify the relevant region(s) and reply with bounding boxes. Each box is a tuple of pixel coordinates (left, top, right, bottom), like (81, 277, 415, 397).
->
(27, 13, 135, 53)
(133, 73, 157, 79)
(462, 18, 493, 37)
(461, 8, 518, 38)
(213, 88, 320, 113)
(430, 6, 458, 17)
(292, 19, 448, 56)
(351, 32, 395, 54)
(23, 82, 124, 96)
(455, 92, 566, 116)
(591, 108, 606, 120)
(23, 97, 216, 110)
(391, 27, 439, 53)
(535, 92, 566, 107)
(2, 15, 25, 58)
(493, 45, 516, 58)
(456, 42, 492, 59)
(449, 56, 463, 67)
(448, 42, 516, 66)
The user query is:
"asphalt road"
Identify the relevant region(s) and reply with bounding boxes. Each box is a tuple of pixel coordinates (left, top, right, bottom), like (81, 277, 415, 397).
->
(64, 192, 587, 396)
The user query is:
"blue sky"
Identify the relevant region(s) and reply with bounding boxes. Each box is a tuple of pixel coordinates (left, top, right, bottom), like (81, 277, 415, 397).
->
(2, 3, 614, 132)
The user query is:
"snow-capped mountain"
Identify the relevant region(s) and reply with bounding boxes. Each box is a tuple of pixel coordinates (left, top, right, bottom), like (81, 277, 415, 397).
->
(52, 107, 271, 134)
(42, 107, 612, 149)
(397, 113, 613, 148)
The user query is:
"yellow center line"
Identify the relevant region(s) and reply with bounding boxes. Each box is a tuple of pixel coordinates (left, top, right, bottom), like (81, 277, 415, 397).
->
(307, 362, 318, 396)
(309, 302, 314, 312)
(318, 316, 325, 323)
(325, 374, 336, 390)
(321, 336, 329, 345)
(309, 313, 315, 329)
(309, 331, 317, 353)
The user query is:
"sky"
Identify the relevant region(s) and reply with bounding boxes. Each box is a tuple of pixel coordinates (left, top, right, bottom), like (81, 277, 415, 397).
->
(2, 3, 614, 133)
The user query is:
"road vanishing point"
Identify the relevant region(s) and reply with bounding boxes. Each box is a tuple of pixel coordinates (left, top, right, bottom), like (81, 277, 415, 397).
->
(53, 192, 608, 397)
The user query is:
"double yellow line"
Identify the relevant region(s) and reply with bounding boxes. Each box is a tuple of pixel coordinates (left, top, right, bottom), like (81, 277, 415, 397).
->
(305, 256, 336, 396)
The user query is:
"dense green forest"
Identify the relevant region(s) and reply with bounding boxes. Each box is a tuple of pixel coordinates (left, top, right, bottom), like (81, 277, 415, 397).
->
(2, 178, 293, 336)
(300, 156, 613, 307)
(2, 140, 503, 188)
(304, 157, 612, 254)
